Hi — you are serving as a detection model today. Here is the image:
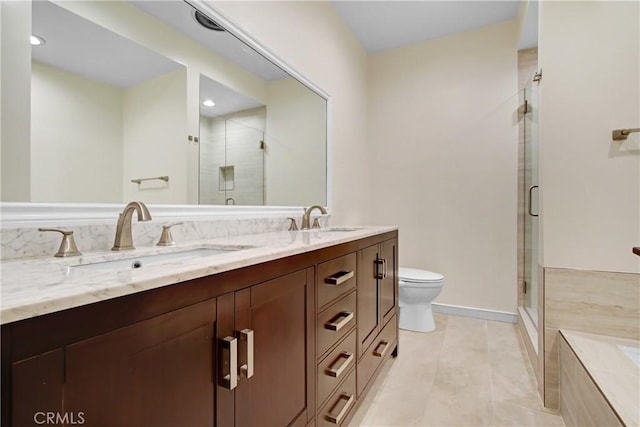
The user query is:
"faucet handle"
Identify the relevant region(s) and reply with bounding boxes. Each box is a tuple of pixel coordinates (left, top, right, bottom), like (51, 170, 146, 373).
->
(287, 217, 298, 231)
(156, 222, 183, 246)
(312, 218, 321, 229)
(39, 228, 81, 257)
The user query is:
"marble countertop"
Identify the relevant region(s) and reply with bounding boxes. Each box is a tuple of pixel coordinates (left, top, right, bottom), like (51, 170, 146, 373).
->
(1, 226, 396, 325)
(560, 330, 639, 427)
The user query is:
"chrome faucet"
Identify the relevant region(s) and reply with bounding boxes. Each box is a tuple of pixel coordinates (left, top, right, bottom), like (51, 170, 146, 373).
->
(112, 201, 152, 251)
(301, 205, 327, 230)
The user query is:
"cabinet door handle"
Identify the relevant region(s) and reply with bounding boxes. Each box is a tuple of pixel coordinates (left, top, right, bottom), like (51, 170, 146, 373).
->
(326, 351, 354, 378)
(382, 258, 388, 279)
(219, 336, 238, 390)
(528, 185, 539, 217)
(238, 329, 254, 379)
(373, 340, 389, 358)
(326, 392, 355, 424)
(325, 311, 354, 331)
(324, 270, 354, 286)
(374, 259, 384, 279)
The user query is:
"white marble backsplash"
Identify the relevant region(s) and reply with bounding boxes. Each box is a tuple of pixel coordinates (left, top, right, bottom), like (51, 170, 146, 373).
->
(1, 217, 296, 261)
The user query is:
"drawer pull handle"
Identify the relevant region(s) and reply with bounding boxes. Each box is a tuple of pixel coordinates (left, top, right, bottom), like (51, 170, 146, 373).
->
(238, 329, 254, 379)
(373, 340, 389, 358)
(325, 270, 354, 286)
(219, 336, 238, 390)
(325, 311, 354, 331)
(326, 351, 354, 378)
(326, 392, 355, 424)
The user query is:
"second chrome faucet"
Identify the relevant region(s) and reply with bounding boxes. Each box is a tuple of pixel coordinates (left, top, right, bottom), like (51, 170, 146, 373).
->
(112, 201, 152, 251)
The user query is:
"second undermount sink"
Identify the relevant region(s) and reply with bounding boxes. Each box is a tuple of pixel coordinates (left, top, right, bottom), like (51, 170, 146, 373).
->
(71, 247, 239, 272)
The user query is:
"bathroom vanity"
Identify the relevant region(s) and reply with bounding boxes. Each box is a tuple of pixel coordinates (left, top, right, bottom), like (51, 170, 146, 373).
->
(0, 228, 398, 427)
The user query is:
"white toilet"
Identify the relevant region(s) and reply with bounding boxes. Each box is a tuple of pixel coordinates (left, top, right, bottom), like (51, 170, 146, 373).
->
(398, 268, 444, 332)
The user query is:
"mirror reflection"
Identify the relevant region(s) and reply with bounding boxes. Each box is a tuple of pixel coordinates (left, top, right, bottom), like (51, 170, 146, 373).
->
(199, 74, 266, 205)
(2, 0, 327, 206)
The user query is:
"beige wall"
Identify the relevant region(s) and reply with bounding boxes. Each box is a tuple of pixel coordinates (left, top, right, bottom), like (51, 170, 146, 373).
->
(538, 1, 640, 274)
(31, 62, 123, 202)
(367, 21, 520, 313)
(213, 1, 371, 224)
(122, 68, 188, 203)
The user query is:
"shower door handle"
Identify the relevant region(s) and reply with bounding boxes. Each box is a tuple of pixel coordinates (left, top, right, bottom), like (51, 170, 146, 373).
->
(528, 185, 539, 217)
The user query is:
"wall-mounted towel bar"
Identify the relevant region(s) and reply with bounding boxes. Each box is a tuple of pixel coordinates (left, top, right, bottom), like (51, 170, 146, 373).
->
(612, 128, 640, 141)
(131, 176, 169, 184)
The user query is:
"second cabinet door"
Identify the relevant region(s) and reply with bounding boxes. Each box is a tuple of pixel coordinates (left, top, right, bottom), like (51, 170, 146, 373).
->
(217, 268, 315, 427)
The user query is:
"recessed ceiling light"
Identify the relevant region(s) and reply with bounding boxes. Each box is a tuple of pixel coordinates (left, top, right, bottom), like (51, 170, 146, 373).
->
(203, 99, 215, 107)
(30, 35, 46, 46)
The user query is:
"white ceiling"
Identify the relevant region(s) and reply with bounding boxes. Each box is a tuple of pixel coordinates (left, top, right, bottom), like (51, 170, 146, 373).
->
(331, 1, 523, 53)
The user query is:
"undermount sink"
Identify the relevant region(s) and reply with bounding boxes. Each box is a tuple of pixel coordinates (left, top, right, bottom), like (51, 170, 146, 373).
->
(319, 227, 362, 232)
(71, 247, 238, 272)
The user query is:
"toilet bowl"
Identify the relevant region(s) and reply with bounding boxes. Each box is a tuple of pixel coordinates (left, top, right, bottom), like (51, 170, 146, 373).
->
(398, 268, 444, 333)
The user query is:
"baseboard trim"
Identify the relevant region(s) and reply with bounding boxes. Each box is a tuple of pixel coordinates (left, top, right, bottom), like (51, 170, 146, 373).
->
(432, 303, 517, 324)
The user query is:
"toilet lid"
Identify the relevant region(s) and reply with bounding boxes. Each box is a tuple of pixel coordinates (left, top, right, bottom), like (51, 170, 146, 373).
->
(399, 268, 444, 283)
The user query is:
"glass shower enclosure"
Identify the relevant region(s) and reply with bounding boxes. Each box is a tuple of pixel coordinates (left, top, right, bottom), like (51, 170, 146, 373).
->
(523, 77, 539, 326)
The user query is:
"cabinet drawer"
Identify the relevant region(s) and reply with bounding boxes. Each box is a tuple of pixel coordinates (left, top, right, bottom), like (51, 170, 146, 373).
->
(317, 291, 356, 358)
(317, 369, 356, 427)
(318, 253, 357, 311)
(357, 314, 397, 397)
(317, 330, 356, 408)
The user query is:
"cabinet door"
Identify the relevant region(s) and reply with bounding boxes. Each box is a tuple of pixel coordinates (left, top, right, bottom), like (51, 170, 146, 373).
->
(64, 299, 216, 427)
(357, 244, 379, 357)
(235, 268, 314, 427)
(380, 238, 397, 326)
(11, 349, 64, 426)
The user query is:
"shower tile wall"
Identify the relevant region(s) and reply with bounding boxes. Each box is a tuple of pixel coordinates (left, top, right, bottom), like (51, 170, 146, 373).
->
(199, 107, 266, 205)
(200, 116, 225, 204)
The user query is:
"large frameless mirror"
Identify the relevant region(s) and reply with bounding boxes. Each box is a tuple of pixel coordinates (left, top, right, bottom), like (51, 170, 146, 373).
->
(2, 0, 327, 207)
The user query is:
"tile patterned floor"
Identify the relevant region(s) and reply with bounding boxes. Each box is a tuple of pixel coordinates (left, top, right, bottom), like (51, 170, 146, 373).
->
(349, 314, 565, 427)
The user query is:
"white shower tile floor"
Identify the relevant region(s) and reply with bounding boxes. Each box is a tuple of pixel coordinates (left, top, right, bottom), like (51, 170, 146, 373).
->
(349, 314, 565, 427)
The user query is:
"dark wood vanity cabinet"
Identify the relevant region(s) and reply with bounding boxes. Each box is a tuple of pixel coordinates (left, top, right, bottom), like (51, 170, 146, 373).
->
(1, 231, 399, 427)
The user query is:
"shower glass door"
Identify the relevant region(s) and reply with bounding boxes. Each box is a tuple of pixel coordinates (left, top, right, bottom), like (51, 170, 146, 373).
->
(523, 78, 539, 326)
